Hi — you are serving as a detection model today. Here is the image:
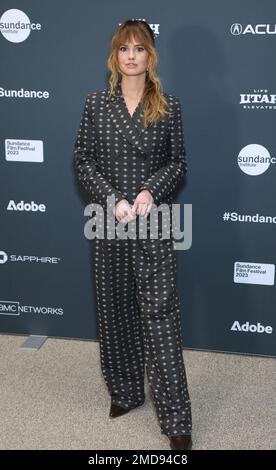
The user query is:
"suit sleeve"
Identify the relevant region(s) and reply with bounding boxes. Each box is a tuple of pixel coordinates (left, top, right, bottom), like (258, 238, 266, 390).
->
(73, 93, 126, 209)
(139, 96, 187, 206)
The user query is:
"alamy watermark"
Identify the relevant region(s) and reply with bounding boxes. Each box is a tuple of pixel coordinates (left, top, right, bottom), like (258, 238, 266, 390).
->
(82, 195, 192, 250)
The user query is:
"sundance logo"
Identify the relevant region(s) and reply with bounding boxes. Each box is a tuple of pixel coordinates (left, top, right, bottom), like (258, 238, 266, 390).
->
(231, 23, 276, 35)
(237, 144, 276, 176)
(7, 200, 46, 212)
(231, 321, 273, 334)
(5, 139, 44, 162)
(0, 9, 41, 43)
(0, 88, 49, 99)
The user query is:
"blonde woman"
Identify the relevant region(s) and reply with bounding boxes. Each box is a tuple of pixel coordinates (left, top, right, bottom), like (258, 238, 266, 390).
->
(74, 19, 192, 450)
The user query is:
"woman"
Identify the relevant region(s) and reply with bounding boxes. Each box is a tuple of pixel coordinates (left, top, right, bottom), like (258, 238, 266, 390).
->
(74, 19, 192, 450)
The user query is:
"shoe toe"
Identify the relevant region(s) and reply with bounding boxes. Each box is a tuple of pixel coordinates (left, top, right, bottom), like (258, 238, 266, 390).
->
(169, 435, 192, 450)
(109, 403, 130, 418)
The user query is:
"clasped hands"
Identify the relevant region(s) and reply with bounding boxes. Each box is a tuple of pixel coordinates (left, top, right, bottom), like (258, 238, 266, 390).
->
(113, 190, 153, 224)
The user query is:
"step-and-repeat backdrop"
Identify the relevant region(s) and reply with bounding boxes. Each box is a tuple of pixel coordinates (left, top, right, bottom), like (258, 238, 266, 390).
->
(1, 1, 275, 356)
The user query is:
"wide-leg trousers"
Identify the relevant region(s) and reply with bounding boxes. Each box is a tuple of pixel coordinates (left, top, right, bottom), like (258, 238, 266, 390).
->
(94, 234, 192, 436)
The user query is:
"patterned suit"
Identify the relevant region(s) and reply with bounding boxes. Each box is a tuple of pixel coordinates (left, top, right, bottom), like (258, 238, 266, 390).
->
(74, 79, 192, 437)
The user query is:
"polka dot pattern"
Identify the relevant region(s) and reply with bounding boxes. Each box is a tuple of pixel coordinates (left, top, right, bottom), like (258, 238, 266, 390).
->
(74, 80, 192, 436)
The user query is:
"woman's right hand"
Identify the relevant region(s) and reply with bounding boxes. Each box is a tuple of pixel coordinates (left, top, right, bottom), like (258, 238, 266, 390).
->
(113, 199, 136, 223)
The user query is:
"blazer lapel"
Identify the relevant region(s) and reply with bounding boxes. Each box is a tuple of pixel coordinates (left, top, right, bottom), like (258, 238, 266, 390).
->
(106, 80, 150, 156)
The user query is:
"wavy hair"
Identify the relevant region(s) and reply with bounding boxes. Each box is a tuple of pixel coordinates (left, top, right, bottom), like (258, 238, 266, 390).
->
(107, 19, 170, 128)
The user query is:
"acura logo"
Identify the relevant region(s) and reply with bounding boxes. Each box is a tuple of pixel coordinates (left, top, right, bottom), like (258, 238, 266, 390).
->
(231, 23, 242, 35)
(231, 23, 276, 35)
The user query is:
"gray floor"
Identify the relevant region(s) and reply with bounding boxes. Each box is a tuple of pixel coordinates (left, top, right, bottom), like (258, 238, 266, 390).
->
(0, 334, 275, 450)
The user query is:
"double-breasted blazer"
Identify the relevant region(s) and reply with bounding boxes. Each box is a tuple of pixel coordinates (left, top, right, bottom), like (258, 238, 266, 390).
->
(74, 79, 187, 234)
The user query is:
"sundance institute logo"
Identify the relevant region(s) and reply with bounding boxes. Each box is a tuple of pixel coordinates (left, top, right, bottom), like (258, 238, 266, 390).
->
(83, 196, 192, 251)
(237, 144, 276, 176)
(0, 9, 41, 43)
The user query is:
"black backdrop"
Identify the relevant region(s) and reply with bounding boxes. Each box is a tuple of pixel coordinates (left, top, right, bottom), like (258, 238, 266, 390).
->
(1, 0, 275, 356)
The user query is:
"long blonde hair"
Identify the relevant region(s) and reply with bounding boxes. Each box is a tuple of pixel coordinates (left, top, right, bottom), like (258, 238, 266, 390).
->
(107, 19, 170, 128)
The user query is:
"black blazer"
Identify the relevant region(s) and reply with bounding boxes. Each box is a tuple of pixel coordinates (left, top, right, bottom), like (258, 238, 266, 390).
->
(74, 80, 187, 212)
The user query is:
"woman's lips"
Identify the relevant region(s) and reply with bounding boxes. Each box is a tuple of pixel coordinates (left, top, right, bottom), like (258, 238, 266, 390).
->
(126, 64, 137, 68)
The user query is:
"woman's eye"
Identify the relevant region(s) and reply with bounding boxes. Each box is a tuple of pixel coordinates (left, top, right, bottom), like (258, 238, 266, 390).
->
(119, 46, 145, 52)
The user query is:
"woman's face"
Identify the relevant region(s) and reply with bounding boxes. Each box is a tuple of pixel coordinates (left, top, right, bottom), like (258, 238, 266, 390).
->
(117, 35, 149, 78)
